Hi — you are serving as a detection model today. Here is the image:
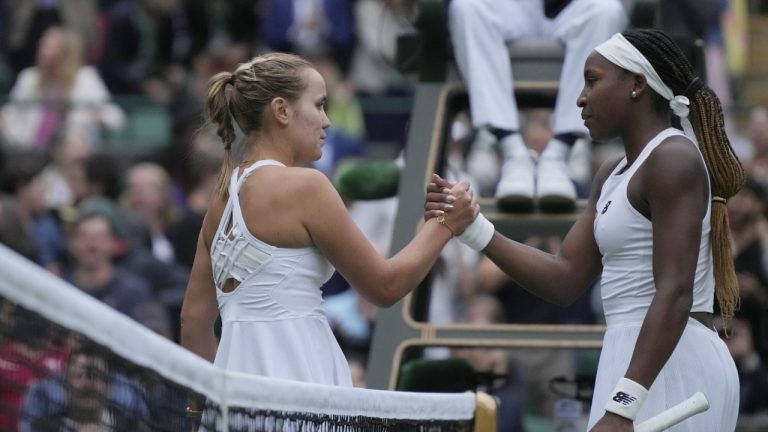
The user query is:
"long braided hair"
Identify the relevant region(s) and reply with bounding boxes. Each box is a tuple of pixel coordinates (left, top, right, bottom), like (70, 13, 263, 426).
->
(623, 29, 746, 321)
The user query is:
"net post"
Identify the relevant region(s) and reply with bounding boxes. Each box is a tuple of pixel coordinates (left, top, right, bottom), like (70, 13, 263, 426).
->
(473, 392, 497, 432)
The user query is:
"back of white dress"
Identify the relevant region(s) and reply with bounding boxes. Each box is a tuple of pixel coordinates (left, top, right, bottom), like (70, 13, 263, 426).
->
(209, 160, 352, 387)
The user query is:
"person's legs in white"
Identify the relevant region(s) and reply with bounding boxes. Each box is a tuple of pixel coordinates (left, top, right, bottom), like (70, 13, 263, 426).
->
(449, 0, 540, 200)
(537, 0, 628, 210)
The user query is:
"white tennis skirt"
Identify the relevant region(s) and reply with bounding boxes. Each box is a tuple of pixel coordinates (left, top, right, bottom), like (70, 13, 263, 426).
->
(587, 317, 739, 431)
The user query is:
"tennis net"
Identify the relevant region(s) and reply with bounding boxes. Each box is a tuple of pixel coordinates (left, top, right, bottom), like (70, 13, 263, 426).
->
(0, 244, 492, 431)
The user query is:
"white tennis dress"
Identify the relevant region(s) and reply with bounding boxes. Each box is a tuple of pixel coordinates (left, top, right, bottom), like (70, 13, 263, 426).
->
(589, 128, 739, 430)
(210, 160, 352, 387)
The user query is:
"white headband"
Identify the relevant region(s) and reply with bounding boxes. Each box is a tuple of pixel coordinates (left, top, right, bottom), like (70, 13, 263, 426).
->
(594, 33, 690, 118)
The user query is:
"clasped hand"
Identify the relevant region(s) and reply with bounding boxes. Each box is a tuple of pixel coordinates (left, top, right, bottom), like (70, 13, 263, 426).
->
(423, 173, 479, 236)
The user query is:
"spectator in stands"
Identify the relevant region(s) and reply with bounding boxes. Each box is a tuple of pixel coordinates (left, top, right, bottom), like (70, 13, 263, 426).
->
(20, 338, 149, 432)
(183, 0, 257, 64)
(3, 0, 97, 75)
(167, 156, 221, 270)
(0, 307, 68, 431)
(120, 162, 180, 264)
(64, 209, 159, 324)
(718, 316, 768, 414)
(449, 0, 626, 210)
(0, 157, 67, 274)
(259, 0, 357, 74)
(38, 131, 93, 211)
(0, 26, 124, 149)
(349, 0, 415, 95)
(744, 106, 768, 188)
(98, 0, 186, 101)
(0, 197, 38, 262)
(728, 176, 768, 360)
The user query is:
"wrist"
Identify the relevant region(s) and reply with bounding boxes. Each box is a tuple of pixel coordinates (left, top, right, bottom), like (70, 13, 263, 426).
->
(457, 213, 494, 251)
(604, 377, 648, 421)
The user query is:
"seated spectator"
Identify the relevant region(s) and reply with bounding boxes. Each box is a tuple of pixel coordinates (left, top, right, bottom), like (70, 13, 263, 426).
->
(1, 156, 67, 274)
(98, 0, 187, 100)
(38, 131, 93, 212)
(0, 307, 68, 431)
(259, 0, 356, 74)
(0, 26, 124, 149)
(20, 339, 149, 431)
(3, 0, 97, 75)
(449, 0, 626, 209)
(64, 208, 160, 325)
(745, 106, 768, 188)
(718, 317, 768, 414)
(119, 163, 180, 264)
(728, 176, 768, 358)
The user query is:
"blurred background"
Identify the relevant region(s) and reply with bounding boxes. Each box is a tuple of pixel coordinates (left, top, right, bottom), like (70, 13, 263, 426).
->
(0, 0, 767, 430)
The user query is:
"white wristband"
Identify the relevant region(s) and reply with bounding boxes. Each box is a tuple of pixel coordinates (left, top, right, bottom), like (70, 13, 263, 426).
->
(604, 377, 649, 421)
(457, 213, 494, 252)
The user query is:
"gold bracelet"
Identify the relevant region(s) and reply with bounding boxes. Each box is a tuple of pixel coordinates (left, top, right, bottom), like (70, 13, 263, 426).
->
(186, 406, 203, 418)
(437, 214, 455, 236)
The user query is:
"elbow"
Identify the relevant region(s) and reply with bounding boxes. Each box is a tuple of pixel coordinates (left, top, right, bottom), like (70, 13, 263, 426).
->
(663, 284, 694, 319)
(361, 283, 403, 308)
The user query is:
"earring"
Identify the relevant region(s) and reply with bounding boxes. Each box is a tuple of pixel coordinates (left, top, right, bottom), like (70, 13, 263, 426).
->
(631, 90, 637, 99)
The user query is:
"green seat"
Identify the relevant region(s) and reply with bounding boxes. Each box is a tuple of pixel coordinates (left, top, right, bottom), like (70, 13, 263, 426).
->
(396, 358, 477, 393)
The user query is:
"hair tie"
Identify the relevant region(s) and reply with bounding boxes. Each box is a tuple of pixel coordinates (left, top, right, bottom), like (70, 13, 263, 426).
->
(227, 74, 236, 86)
(712, 196, 727, 204)
(684, 77, 704, 99)
(224, 143, 232, 151)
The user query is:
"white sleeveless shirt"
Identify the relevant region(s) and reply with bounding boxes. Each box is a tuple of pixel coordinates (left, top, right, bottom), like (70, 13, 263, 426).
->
(209, 160, 352, 386)
(593, 128, 715, 326)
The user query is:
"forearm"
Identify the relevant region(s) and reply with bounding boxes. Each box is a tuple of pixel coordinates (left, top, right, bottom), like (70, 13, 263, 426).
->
(379, 219, 453, 306)
(624, 290, 691, 388)
(180, 318, 218, 363)
(483, 233, 587, 306)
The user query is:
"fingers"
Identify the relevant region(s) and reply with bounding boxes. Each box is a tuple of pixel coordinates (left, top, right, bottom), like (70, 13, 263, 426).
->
(426, 191, 456, 204)
(431, 173, 454, 188)
(425, 201, 454, 213)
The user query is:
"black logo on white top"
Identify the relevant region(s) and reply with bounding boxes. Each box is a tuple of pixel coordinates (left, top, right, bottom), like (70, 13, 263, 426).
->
(601, 200, 612, 215)
(612, 391, 637, 406)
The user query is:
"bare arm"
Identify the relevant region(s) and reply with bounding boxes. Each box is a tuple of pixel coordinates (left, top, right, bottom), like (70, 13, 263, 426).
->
(303, 171, 478, 307)
(623, 139, 707, 388)
(179, 207, 222, 363)
(426, 160, 618, 306)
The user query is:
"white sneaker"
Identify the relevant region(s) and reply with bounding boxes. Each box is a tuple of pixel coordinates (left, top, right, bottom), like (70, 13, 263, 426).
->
(495, 134, 535, 212)
(537, 139, 577, 212)
(466, 128, 500, 196)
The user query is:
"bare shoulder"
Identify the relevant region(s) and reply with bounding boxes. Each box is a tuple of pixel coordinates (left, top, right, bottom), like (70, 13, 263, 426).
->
(274, 166, 338, 198)
(644, 135, 707, 184)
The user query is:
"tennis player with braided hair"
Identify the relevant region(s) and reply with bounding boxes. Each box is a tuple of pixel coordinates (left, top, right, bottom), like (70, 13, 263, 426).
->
(428, 28, 743, 431)
(180, 52, 477, 395)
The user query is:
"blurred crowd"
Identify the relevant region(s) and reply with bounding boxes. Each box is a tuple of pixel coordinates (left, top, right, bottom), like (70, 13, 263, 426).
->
(0, 0, 766, 427)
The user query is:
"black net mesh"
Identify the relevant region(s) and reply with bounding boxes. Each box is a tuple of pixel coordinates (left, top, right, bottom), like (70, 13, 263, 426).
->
(0, 246, 476, 432)
(0, 299, 194, 431)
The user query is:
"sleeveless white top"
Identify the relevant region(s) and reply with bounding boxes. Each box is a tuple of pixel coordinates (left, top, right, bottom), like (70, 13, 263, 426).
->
(210, 160, 352, 386)
(593, 128, 715, 326)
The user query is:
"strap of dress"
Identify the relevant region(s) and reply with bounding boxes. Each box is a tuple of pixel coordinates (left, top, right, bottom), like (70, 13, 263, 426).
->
(229, 159, 286, 197)
(624, 128, 685, 177)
